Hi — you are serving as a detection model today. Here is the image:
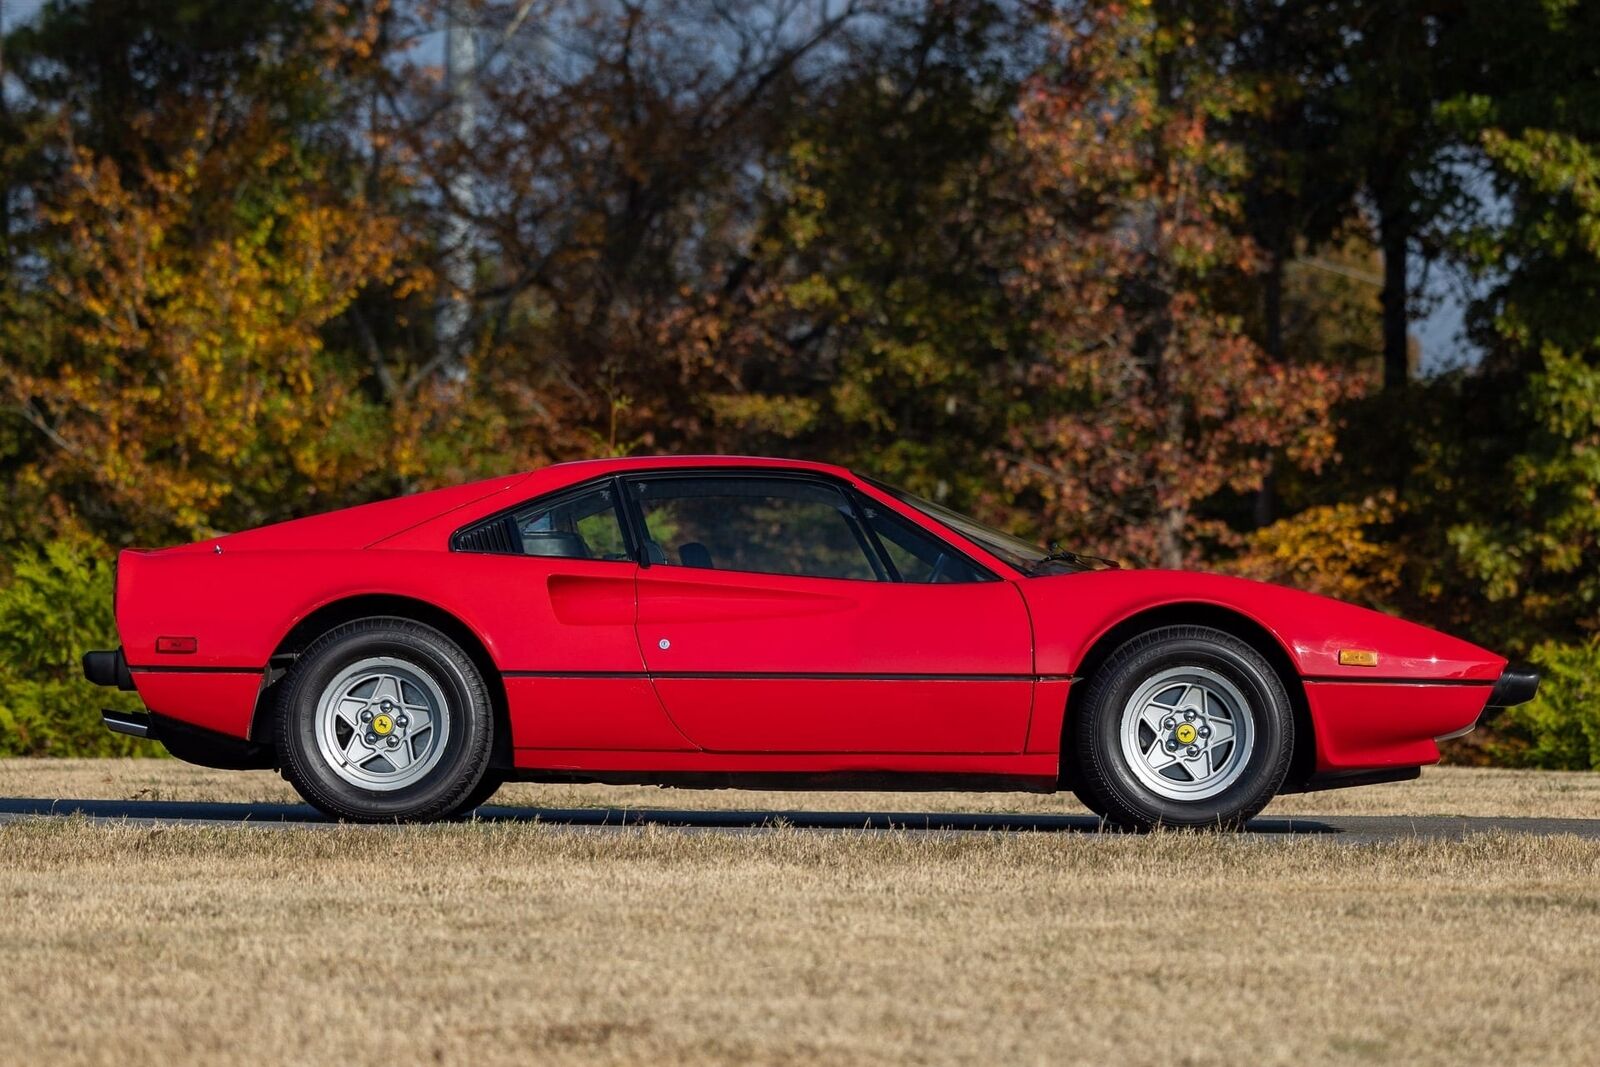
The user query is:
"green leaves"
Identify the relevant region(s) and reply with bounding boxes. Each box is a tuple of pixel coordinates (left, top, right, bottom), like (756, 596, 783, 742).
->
(1497, 639, 1600, 769)
(0, 538, 155, 757)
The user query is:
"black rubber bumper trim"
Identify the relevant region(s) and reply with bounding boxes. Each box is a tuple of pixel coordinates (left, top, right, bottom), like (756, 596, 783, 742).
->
(1485, 663, 1540, 708)
(82, 648, 136, 691)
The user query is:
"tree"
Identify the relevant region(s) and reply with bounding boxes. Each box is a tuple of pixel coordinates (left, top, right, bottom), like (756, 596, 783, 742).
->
(0, 0, 424, 545)
(1422, 0, 1600, 645)
(377, 0, 882, 446)
(646, 0, 1045, 505)
(997, 2, 1360, 568)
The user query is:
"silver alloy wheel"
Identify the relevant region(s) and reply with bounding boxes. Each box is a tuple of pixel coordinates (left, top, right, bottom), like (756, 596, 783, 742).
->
(1118, 665, 1255, 802)
(314, 656, 450, 792)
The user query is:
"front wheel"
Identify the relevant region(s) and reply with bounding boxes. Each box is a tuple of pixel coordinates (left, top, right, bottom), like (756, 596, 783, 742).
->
(1069, 625, 1294, 830)
(446, 769, 506, 818)
(276, 618, 494, 822)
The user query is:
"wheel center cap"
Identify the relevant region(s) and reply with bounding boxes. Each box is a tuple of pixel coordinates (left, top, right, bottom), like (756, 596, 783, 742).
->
(372, 713, 395, 737)
(1174, 722, 1198, 745)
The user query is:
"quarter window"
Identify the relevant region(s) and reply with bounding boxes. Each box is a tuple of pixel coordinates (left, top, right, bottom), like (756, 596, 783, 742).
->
(628, 477, 882, 581)
(509, 484, 629, 560)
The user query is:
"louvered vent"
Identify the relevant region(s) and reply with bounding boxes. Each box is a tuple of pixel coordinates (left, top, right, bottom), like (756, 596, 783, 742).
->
(451, 518, 516, 554)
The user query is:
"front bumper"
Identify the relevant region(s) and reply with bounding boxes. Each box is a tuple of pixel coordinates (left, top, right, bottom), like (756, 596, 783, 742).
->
(1485, 663, 1540, 708)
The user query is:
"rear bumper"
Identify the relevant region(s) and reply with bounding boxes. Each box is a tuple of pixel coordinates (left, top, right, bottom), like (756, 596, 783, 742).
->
(83, 648, 136, 691)
(86, 647, 273, 767)
(85, 646, 263, 739)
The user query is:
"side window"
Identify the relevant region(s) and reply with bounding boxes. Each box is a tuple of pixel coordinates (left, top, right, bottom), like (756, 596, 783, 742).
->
(860, 500, 992, 584)
(629, 477, 883, 581)
(509, 484, 629, 560)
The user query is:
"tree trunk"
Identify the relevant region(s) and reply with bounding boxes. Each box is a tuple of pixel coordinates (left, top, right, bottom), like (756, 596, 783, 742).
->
(1157, 504, 1186, 570)
(437, 0, 479, 387)
(1379, 203, 1410, 391)
(1253, 244, 1286, 527)
(1262, 245, 1285, 363)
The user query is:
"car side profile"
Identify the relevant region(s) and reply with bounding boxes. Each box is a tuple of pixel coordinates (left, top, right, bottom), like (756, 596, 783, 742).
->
(83, 455, 1539, 828)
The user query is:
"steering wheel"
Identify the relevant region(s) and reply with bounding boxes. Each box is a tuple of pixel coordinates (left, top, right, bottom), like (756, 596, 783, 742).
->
(928, 552, 953, 584)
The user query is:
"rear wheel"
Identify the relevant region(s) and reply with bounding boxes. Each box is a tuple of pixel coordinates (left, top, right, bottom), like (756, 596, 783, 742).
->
(276, 618, 494, 822)
(1069, 625, 1294, 830)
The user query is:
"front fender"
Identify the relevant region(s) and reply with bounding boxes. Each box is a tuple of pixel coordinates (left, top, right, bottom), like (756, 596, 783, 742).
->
(1019, 570, 1504, 683)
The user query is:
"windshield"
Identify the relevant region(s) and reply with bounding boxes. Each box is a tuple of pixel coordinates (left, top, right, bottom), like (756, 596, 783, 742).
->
(859, 476, 1093, 576)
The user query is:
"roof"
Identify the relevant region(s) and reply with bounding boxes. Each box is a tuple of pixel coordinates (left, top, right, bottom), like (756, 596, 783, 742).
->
(535, 454, 856, 480)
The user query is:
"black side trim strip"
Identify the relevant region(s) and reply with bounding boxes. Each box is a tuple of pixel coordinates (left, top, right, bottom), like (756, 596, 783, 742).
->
(1302, 675, 1494, 687)
(129, 665, 264, 675)
(504, 670, 1076, 682)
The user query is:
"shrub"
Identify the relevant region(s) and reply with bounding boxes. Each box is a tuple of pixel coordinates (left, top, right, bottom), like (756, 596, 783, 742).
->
(0, 538, 160, 756)
(1495, 639, 1600, 770)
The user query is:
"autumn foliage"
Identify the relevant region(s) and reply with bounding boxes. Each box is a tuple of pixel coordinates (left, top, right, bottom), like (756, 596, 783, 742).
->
(2, 0, 1599, 762)
(1001, 5, 1361, 567)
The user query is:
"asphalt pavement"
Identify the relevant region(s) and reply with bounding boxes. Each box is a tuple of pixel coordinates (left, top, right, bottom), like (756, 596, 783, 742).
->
(2, 796, 1598, 842)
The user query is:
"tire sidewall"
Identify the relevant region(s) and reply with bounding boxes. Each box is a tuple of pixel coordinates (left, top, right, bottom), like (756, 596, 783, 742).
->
(280, 622, 490, 820)
(1084, 631, 1292, 828)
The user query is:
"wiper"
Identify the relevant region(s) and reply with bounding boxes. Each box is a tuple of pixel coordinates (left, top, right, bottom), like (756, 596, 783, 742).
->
(1028, 545, 1121, 574)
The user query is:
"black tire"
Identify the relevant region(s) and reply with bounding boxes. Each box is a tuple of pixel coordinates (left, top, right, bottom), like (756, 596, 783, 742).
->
(276, 617, 494, 822)
(447, 769, 506, 818)
(1069, 625, 1294, 830)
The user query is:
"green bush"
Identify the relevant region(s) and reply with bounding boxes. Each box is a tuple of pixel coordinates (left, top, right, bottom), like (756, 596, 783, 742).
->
(1496, 639, 1600, 770)
(0, 539, 161, 756)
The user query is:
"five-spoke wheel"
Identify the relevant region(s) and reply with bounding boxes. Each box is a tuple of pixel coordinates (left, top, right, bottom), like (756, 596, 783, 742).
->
(1070, 625, 1293, 830)
(277, 618, 495, 822)
(1119, 666, 1255, 802)
(315, 659, 450, 791)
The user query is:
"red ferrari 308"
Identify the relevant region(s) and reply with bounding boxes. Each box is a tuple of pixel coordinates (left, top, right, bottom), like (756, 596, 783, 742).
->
(84, 455, 1538, 828)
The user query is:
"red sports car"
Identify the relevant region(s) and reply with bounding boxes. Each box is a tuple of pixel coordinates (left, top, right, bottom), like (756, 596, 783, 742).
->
(84, 455, 1538, 828)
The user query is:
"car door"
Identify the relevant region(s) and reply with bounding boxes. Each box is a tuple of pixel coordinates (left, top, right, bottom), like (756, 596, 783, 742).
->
(626, 472, 1034, 753)
(447, 478, 692, 752)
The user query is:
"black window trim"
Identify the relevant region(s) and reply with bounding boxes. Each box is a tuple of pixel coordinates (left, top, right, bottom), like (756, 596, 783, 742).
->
(621, 469, 889, 583)
(449, 466, 1000, 584)
(448, 475, 640, 564)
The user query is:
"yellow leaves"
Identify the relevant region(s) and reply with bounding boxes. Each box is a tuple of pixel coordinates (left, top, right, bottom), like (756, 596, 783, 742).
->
(6, 102, 419, 543)
(1229, 493, 1402, 605)
(705, 395, 820, 439)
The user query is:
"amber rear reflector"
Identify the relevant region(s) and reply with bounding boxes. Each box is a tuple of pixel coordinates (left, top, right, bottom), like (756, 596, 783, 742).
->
(155, 636, 198, 654)
(1338, 649, 1379, 667)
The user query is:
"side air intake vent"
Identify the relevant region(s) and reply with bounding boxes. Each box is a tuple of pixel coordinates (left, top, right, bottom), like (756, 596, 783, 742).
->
(451, 517, 516, 554)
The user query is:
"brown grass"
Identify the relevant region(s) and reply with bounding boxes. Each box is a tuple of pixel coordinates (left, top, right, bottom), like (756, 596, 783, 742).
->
(2, 761, 1598, 1065)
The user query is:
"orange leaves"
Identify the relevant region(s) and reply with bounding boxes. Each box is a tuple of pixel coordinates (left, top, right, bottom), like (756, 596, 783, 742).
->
(3, 100, 418, 543)
(997, 5, 1363, 567)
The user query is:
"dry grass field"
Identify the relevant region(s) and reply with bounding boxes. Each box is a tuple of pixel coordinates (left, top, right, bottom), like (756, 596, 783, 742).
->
(2, 761, 1599, 1066)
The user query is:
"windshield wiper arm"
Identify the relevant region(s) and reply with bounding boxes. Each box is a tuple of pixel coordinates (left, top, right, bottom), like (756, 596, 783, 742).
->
(1029, 545, 1121, 574)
